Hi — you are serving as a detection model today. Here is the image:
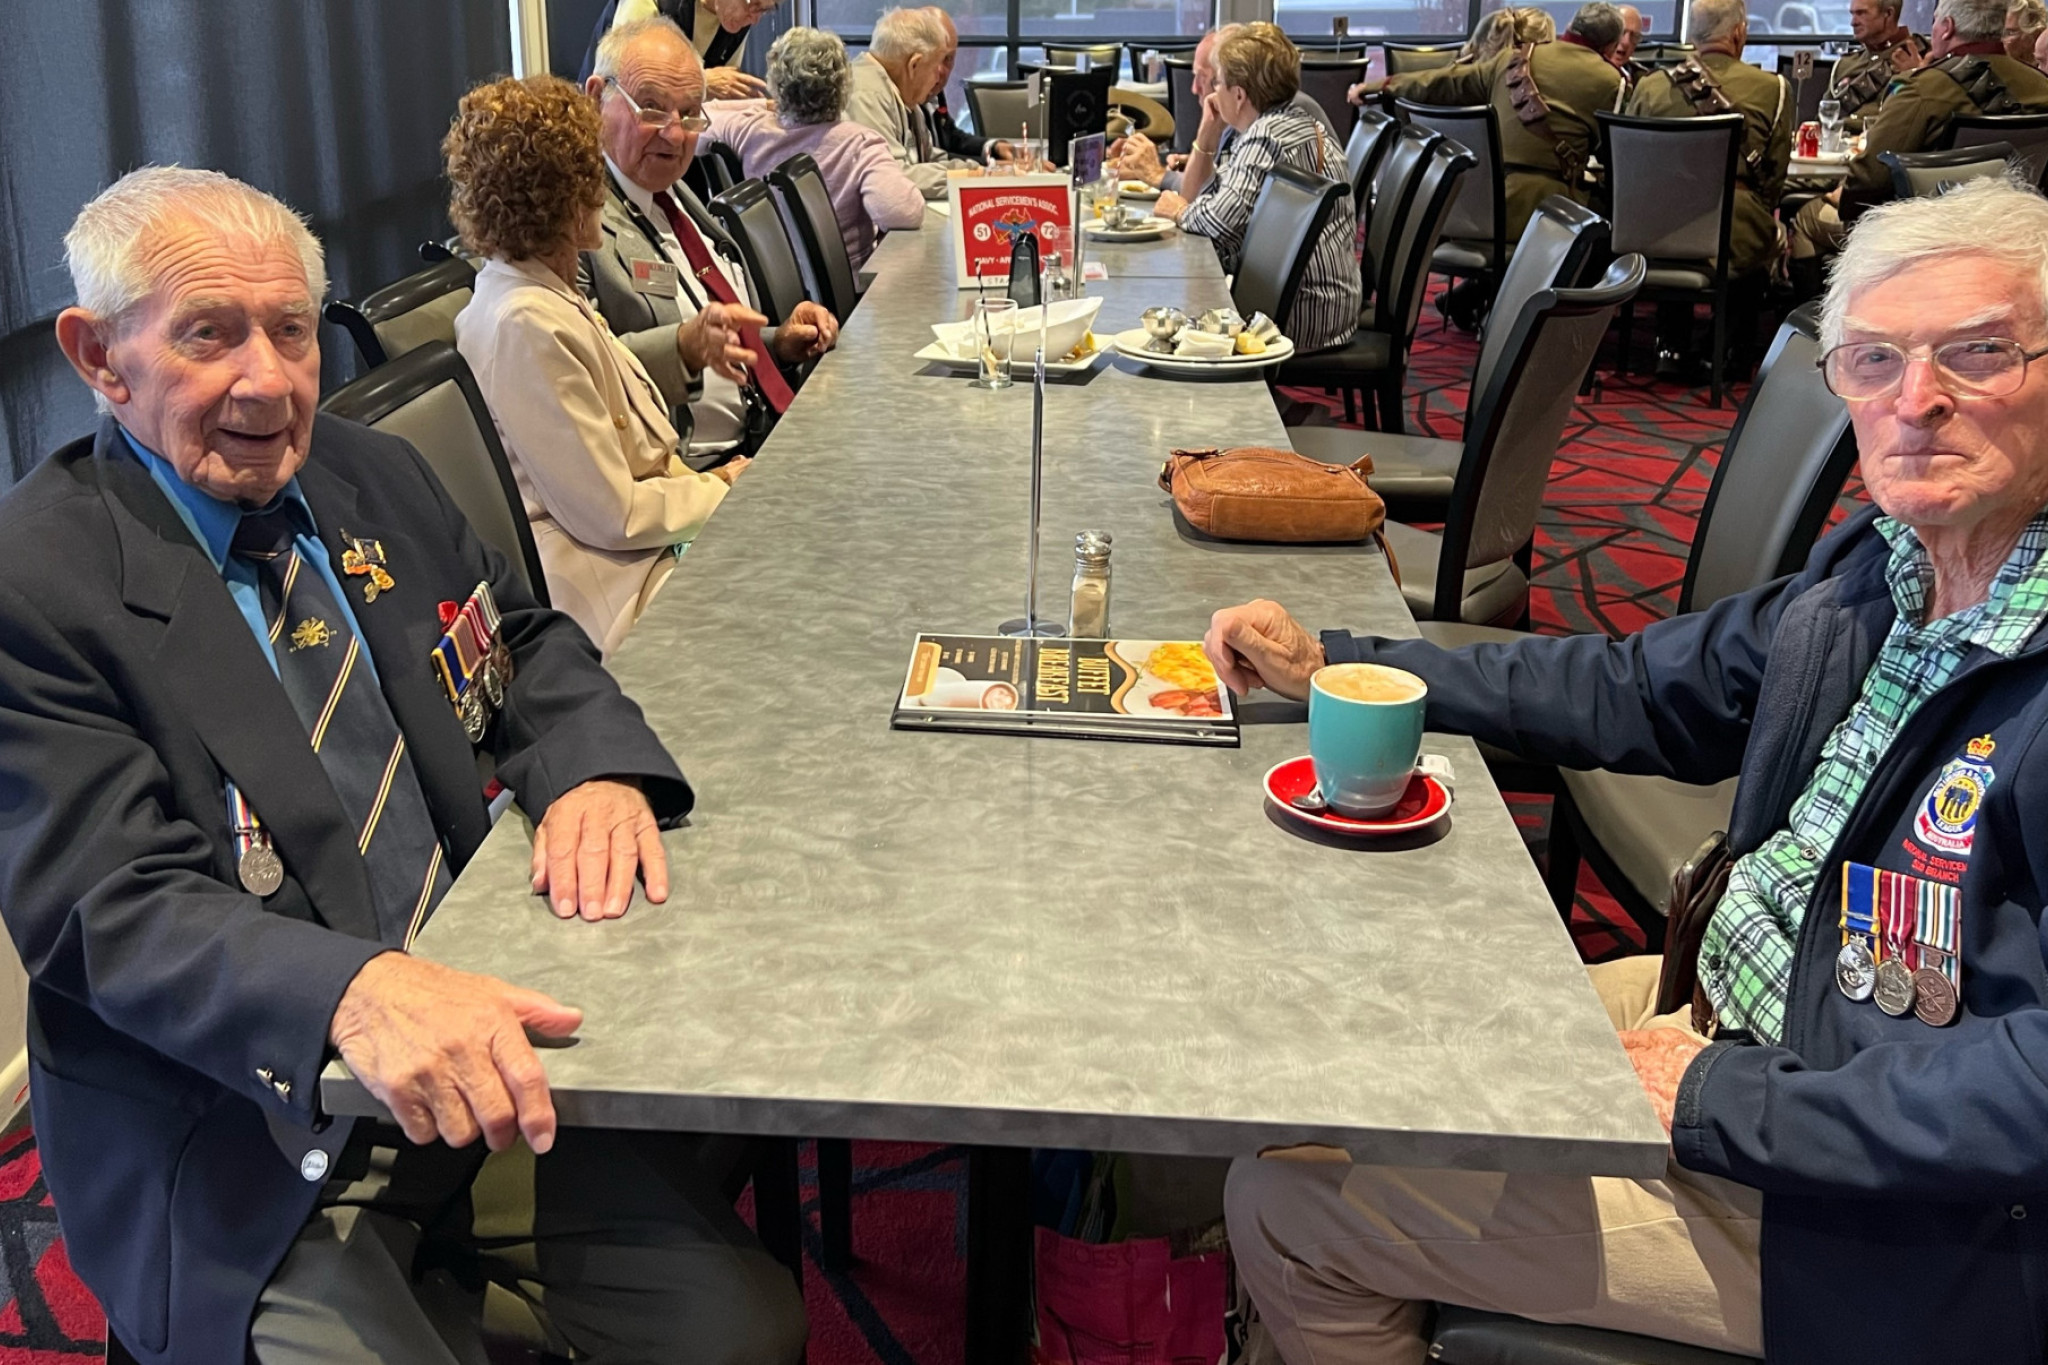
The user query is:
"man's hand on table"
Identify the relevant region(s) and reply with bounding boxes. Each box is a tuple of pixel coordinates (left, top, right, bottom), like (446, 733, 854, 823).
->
(531, 777, 670, 921)
(330, 953, 580, 1154)
(1156, 188, 1190, 220)
(1620, 1028, 1709, 1135)
(1204, 600, 1327, 699)
(771, 299, 839, 364)
(705, 67, 769, 100)
(679, 301, 766, 386)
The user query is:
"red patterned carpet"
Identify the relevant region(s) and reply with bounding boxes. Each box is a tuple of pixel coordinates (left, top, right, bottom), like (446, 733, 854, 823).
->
(0, 305, 1760, 1363)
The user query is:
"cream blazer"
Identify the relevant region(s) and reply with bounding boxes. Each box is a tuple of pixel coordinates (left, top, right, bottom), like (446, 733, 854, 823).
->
(457, 256, 727, 657)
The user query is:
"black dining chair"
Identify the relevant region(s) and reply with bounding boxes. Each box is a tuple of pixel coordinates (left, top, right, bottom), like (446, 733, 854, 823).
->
(1290, 195, 1611, 524)
(1299, 55, 1372, 141)
(1163, 55, 1199, 153)
(1366, 254, 1647, 628)
(1776, 51, 1836, 126)
(1346, 108, 1401, 224)
(1948, 113, 2048, 187)
(682, 141, 745, 203)
(1879, 142, 2018, 198)
(1232, 164, 1350, 339)
(1399, 99, 1509, 321)
(708, 178, 810, 327)
(1541, 303, 1859, 930)
(1381, 42, 1461, 75)
(324, 256, 478, 371)
(968, 79, 1045, 143)
(1275, 132, 1473, 433)
(320, 342, 551, 608)
(1045, 42, 1121, 73)
(1598, 110, 1743, 407)
(768, 153, 860, 320)
(1125, 38, 1198, 83)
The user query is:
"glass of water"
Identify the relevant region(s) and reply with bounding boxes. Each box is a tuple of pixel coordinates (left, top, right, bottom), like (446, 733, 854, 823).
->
(1818, 98, 1844, 153)
(972, 297, 1017, 389)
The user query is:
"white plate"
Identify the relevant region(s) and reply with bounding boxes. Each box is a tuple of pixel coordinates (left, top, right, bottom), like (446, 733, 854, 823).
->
(914, 340, 1106, 376)
(1119, 181, 1163, 201)
(1109, 327, 1296, 374)
(1084, 215, 1174, 241)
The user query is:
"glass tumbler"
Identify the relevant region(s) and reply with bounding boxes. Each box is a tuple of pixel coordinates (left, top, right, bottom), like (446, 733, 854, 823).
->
(972, 297, 1017, 390)
(1818, 98, 1844, 153)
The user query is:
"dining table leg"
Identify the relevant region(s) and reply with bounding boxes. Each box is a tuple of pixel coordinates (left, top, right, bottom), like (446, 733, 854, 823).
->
(965, 1144, 1034, 1364)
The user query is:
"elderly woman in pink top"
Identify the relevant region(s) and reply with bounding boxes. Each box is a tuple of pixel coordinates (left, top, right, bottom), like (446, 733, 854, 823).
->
(704, 27, 925, 269)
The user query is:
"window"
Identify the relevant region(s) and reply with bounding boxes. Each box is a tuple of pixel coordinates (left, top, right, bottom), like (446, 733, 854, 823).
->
(1018, 0, 1212, 38)
(1274, 0, 1473, 40)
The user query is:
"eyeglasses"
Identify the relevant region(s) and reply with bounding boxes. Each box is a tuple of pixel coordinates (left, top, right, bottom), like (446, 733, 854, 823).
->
(605, 78, 711, 133)
(1819, 337, 2048, 400)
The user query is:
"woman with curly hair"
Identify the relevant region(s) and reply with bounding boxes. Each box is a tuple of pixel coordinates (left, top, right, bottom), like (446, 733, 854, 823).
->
(702, 27, 924, 269)
(449, 74, 744, 657)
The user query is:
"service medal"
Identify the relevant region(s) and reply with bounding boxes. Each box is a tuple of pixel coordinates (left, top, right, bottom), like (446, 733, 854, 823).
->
(239, 843, 284, 897)
(1912, 966, 1958, 1026)
(458, 687, 488, 743)
(1874, 957, 1917, 1016)
(1836, 938, 1877, 1001)
(481, 656, 506, 709)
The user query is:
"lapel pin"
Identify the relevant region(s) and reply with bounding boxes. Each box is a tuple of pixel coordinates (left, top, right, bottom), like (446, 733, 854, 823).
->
(339, 530, 396, 604)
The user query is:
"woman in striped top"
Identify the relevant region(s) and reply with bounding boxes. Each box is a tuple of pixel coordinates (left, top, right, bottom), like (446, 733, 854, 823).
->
(1159, 23, 1361, 354)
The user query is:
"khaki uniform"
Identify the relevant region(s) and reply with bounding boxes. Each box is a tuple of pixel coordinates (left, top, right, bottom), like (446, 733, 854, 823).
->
(1845, 51, 2048, 189)
(1825, 33, 1928, 117)
(1627, 53, 1792, 276)
(1388, 39, 1625, 240)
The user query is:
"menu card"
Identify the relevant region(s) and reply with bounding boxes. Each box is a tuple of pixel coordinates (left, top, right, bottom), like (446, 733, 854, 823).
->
(949, 174, 1074, 287)
(892, 634, 1238, 746)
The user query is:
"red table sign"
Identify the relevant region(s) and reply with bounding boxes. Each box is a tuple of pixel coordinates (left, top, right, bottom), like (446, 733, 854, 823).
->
(949, 174, 1074, 287)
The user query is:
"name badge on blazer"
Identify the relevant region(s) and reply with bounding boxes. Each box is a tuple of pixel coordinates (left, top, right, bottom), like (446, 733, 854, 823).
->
(631, 258, 680, 299)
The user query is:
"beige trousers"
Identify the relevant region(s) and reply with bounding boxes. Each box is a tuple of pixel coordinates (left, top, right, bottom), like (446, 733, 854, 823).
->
(1225, 956, 1763, 1365)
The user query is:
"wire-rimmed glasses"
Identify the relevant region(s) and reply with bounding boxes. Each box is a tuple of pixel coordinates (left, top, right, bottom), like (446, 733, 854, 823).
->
(605, 78, 712, 134)
(1819, 337, 2048, 400)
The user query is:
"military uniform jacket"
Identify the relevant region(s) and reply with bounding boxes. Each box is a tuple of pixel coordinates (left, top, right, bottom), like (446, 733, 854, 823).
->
(1847, 50, 2048, 189)
(0, 417, 692, 1363)
(1826, 33, 1927, 117)
(1390, 39, 1625, 240)
(1626, 52, 1792, 276)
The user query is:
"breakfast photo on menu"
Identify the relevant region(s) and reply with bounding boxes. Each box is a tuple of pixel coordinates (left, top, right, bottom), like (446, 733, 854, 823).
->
(891, 634, 1239, 745)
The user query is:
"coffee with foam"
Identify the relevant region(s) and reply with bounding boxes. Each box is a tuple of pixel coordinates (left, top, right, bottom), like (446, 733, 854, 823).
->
(1314, 663, 1425, 705)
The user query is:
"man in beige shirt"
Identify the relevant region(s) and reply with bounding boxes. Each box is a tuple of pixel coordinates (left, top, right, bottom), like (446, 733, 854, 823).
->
(845, 6, 981, 199)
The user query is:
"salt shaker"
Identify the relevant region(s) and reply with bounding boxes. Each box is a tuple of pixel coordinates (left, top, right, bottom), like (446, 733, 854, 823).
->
(1068, 531, 1112, 638)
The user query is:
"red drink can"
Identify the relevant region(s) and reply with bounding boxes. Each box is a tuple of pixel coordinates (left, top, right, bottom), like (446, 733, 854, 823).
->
(1797, 121, 1821, 157)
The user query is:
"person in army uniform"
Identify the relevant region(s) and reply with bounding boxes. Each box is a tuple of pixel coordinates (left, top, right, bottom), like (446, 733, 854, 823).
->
(1371, 1, 1628, 242)
(1791, 0, 2048, 283)
(1627, 0, 1791, 373)
(1828, 0, 1928, 118)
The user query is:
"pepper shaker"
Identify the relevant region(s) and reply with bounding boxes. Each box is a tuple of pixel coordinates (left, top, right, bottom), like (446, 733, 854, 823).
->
(1068, 531, 1112, 638)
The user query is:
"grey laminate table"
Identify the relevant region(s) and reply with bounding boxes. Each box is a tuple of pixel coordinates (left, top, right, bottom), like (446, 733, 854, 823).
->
(327, 206, 1665, 1355)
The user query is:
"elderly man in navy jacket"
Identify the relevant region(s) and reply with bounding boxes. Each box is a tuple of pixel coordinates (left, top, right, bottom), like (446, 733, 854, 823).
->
(1208, 176, 2048, 1364)
(3, 167, 804, 1363)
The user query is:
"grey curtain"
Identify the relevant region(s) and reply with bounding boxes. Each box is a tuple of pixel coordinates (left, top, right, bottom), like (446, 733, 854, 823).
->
(0, 0, 511, 483)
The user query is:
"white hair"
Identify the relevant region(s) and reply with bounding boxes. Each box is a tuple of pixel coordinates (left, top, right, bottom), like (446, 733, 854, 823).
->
(1821, 175, 2048, 350)
(594, 14, 697, 83)
(869, 6, 948, 62)
(1936, 0, 2010, 40)
(1689, 0, 1748, 43)
(63, 166, 326, 335)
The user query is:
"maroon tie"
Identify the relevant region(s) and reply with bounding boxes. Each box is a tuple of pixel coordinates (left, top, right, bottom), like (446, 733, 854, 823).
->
(654, 192, 795, 414)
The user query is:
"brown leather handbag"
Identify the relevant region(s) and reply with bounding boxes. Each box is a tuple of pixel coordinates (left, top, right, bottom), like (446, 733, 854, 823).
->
(1158, 445, 1389, 545)
(1656, 830, 1733, 1036)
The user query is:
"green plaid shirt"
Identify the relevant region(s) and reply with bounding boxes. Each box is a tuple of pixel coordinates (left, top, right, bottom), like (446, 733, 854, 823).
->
(1700, 513, 2048, 1046)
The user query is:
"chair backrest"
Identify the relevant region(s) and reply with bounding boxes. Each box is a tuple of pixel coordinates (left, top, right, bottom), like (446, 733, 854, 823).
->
(1882, 142, 2019, 197)
(968, 81, 1044, 141)
(320, 341, 549, 607)
(1126, 40, 1198, 82)
(1048, 66, 1116, 156)
(1398, 100, 1505, 264)
(1298, 57, 1371, 141)
(1046, 43, 1121, 73)
(1383, 43, 1460, 75)
(1164, 57, 1199, 153)
(768, 153, 859, 320)
(1948, 114, 2048, 187)
(1682, 302, 1858, 611)
(708, 178, 809, 325)
(1433, 255, 1647, 619)
(1347, 108, 1400, 218)
(1598, 112, 1741, 265)
(1231, 164, 1349, 329)
(1364, 123, 1443, 323)
(323, 256, 477, 371)
(1378, 136, 1478, 349)
(1471, 195, 1611, 386)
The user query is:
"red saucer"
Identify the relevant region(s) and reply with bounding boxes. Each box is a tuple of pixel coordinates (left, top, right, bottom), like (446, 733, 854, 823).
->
(1264, 755, 1452, 836)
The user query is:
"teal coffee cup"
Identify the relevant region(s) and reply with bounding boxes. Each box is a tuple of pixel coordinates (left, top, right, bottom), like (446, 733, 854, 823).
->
(1308, 663, 1428, 818)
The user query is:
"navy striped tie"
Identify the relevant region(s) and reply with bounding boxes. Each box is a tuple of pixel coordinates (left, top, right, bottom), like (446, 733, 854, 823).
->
(231, 509, 450, 947)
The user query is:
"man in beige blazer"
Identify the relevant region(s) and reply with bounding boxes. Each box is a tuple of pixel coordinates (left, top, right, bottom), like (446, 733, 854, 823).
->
(580, 16, 838, 468)
(845, 7, 982, 200)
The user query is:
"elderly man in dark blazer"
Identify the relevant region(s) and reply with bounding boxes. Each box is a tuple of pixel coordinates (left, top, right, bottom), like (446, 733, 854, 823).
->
(13, 165, 805, 1363)
(581, 15, 838, 467)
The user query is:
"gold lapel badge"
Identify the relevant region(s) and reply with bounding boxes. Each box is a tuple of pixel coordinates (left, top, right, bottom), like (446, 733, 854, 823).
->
(339, 530, 396, 604)
(289, 617, 333, 651)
